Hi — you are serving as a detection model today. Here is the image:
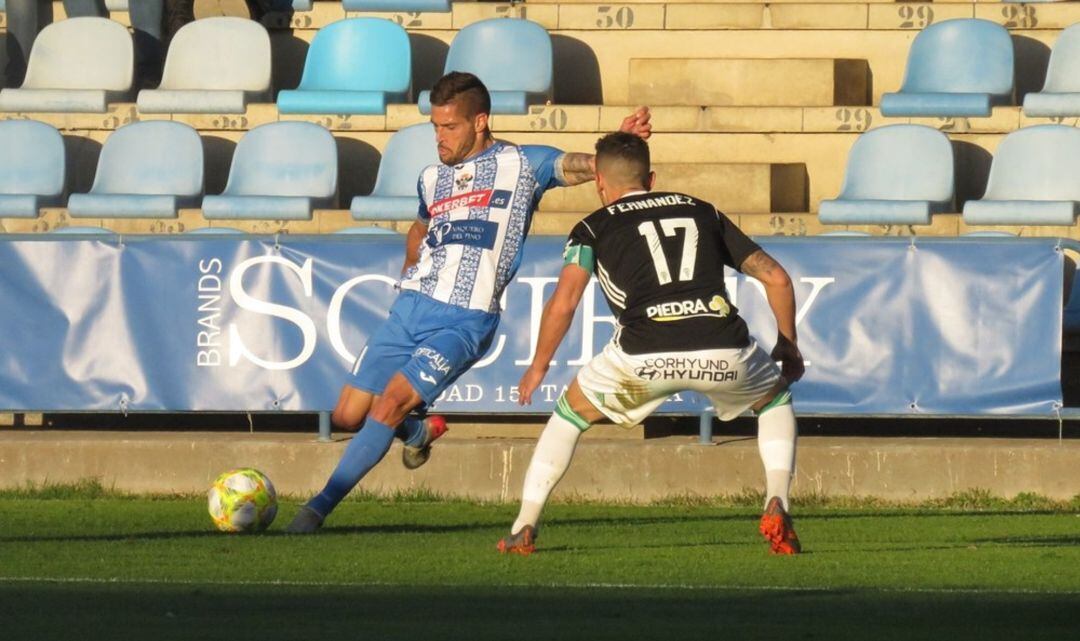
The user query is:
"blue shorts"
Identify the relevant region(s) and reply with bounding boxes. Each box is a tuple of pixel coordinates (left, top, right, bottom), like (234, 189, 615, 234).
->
(346, 290, 500, 407)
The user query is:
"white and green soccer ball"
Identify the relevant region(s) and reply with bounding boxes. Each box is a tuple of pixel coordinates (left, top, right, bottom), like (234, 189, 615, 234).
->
(207, 468, 278, 533)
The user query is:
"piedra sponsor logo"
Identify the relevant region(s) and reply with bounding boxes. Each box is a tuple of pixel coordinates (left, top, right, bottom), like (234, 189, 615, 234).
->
(646, 294, 731, 322)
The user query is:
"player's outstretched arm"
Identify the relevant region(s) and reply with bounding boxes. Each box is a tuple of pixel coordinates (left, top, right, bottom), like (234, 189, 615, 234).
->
(556, 107, 653, 186)
(741, 250, 805, 383)
(518, 264, 591, 405)
(401, 220, 428, 275)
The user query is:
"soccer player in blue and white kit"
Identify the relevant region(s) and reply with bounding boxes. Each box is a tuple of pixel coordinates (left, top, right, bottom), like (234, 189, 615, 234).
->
(286, 72, 652, 533)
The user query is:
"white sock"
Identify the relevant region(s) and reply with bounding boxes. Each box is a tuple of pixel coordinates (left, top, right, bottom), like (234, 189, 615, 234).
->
(757, 401, 797, 511)
(511, 412, 583, 534)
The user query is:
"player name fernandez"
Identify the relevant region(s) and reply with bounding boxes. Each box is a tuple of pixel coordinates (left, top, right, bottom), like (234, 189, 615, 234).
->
(605, 194, 696, 215)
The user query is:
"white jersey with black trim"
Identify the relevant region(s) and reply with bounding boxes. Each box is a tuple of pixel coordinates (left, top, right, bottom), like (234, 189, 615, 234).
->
(400, 141, 565, 313)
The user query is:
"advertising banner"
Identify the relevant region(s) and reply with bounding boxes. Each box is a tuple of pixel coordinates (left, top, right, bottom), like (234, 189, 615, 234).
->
(0, 235, 1063, 416)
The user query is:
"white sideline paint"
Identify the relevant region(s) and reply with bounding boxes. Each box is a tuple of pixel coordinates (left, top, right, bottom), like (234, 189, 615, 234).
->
(1, 576, 1077, 596)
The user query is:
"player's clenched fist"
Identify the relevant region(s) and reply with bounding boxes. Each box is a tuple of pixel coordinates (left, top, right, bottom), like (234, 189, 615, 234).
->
(619, 106, 652, 140)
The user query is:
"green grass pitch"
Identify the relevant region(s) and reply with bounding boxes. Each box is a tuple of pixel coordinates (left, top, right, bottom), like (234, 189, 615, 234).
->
(1, 487, 1079, 641)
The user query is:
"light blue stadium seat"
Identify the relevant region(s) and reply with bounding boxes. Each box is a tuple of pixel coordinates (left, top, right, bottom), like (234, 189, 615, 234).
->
(1023, 25, 1080, 117)
(202, 122, 337, 220)
(418, 19, 552, 115)
(68, 121, 203, 219)
(880, 19, 1013, 118)
(818, 231, 872, 237)
(0, 120, 66, 218)
(819, 125, 954, 225)
(343, 0, 450, 12)
(963, 125, 1080, 225)
(351, 123, 437, 220)
(0, 18, 133, 113)
(277, 18, 410, 115)
(137, 18, 271, 114)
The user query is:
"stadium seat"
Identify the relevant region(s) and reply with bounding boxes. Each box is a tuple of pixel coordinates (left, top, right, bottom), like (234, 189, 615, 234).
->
(880, 19, 1013, 118)
(818, 125, 954, 225)
(1023, 25, 1080, 117)
(0, 18, 133, 113)
(818, 231, 872, 237)
(343, 0, 451, 12)
(202, 121, 337, 220)
(0, 120, 66, 218)
(67, 122, 203, 219)
(277, 18, 411, 115)
(137, 17, 271, 114)
(350, 123, 438, 220)
(418, 19, 552, 115)
(963, 126, 1080, 225)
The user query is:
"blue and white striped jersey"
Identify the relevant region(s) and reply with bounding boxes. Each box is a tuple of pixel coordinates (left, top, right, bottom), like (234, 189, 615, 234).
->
(400, 142, 565, 313)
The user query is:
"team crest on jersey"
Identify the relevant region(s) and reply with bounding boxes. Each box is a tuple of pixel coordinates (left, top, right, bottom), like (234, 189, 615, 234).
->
(646, 295, 731, 322)
(455, 173, 473, 190)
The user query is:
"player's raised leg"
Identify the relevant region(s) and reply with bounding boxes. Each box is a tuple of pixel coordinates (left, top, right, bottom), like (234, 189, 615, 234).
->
(752, 382, 800, 555)
(287, 374, 424, 534)
(498, 381, 605, 555)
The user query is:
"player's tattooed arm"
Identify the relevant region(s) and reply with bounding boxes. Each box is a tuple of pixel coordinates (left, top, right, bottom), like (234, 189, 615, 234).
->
(556, 107, 653, 186)
(558, 153, 597, 186)
(402, 220, 428, 275)
(741, 250, 805, 383)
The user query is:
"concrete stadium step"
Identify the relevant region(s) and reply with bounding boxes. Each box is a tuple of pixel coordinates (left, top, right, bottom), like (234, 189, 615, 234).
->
(5, 104, 1070, 136)
(539, 162, 808, 213)
(628, 58, 869, 107)
(5, 212, 1077, 243)
(9, 1, 1067, 33)
(238, 2, 1068, 33)
(1, 430, 1077, 501)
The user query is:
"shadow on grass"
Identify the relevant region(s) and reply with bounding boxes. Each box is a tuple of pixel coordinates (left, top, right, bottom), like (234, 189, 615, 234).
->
(2, 581, 1078, 641)
(973, 535, 1080, 548)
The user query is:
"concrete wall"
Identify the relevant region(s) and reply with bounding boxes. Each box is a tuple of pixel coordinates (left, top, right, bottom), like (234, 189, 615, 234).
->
(2, 431, 1077, 501)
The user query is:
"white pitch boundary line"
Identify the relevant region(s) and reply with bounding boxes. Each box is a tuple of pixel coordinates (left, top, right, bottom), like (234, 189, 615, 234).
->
(1, 576, 1078, 596)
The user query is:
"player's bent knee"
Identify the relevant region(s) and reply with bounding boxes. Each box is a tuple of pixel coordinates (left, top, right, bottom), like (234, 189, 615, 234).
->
(368, 376, 423, 426)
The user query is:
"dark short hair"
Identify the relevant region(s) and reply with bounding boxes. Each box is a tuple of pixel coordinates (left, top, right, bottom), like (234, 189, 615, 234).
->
(429, 72, 491, 117)
(595, 132, 650, 186)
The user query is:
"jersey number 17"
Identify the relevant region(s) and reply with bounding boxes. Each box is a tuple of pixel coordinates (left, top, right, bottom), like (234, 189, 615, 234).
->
(637, 218, 699, 285)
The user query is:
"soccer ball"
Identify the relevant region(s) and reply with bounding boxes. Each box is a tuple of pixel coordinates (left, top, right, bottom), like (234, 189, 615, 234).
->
(207, 468, 278, 533)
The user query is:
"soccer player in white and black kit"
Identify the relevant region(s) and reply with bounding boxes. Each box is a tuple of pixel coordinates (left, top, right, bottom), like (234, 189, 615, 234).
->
(498, 132, 805, 555)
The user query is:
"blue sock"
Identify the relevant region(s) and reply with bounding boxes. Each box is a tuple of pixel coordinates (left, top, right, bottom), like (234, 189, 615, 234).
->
(306, 419, 395, 518)
(397, 416, 426, 447)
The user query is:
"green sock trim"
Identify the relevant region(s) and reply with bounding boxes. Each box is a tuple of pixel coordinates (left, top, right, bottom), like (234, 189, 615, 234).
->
(758, 389, 793, 415)
(555, 395, 591, 432)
